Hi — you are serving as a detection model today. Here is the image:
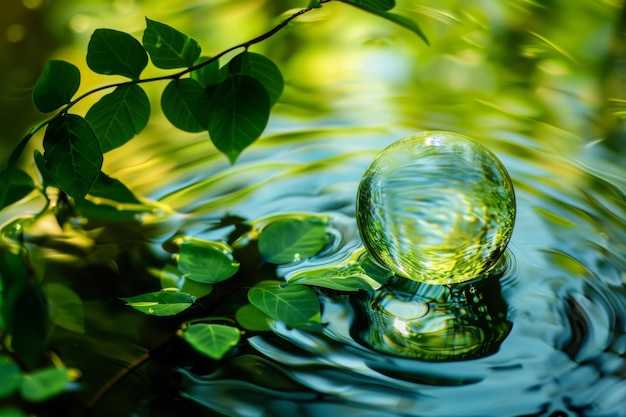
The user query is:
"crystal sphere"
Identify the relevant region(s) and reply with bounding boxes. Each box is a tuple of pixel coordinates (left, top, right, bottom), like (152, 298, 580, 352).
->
(356, 131, 515, 285)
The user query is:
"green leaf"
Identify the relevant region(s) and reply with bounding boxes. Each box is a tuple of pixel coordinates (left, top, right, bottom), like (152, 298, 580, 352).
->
(208, 74, 270, 163)
(120, 290, 195, 316)
(32, 60, 80, 113)
(178, 239, 239, 284)
(0, 169, 35, 210)
(161, 79, 211, 132)
(308, 0, 323, 8)
(88, 172, 141, 204)
(346, 0, 395, 11)
(143, 18, 201, 69)
(235, 304, 271, 331)
(85, 84, 150, 152)
(0, 357, 21, 399)
(229, 52, 284, 106)
(34, 150, 57, 189)
(87, 28, 148, 80)
(258, 217, 328, 264)
(43, 283, 85, 334)
(339, 0, 428, 45)
(248, 280, 321, 328)
(288, 259, 392, 291)
(190, 57, 225, 88)
(183, 323, 240, 360)
(73, 199, 146, 221)
(159, 264, 214, 298)
(20, 368, 69, 402)
(43, 114, 103, 200)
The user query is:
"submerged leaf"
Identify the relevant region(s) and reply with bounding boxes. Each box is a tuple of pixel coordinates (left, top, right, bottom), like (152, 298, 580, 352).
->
(85, 84, 150, 152)
(121, 290, 195, 316)
(161, 79, 211, 132)
(258, 217, 328, 264)
(43, 114, 103, 200)
(248, 280, 321, 328)
(184, 323, 240, 360)
(32, 60, 80, 113)
(208, 74, 270, 163)
(143, 18, 201, 69)
(87, 28, 148, 79)
(19, 368, 69, 402)
(178, 239, 239, 284)
(235, 304, 271, 331)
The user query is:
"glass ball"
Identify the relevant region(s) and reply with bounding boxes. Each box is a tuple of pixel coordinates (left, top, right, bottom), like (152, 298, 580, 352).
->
(356, 131, 515, 285)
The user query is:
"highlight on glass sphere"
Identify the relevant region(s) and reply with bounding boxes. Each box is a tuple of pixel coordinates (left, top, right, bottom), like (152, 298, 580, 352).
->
(356, 131, 516, 285)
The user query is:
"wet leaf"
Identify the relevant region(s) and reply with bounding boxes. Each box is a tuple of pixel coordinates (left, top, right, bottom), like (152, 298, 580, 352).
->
(248, 280, 321, 328)
(87, 28, 148, 80)
(143, 18, 201, 69)
(0, 169, 35, 210)
(159, 264, 214, 298)
(88, 172, 141, 204)
(20, 368, 69, 402)
(32, 60, 80, 113)
(235, 304, 271, 331)
(229, 52, 284, 106)
(184, 323, 240, 360)
(85, 84, 150, 152)
(0, 357, 21, 399)
(120, 290, 195, 316)
(43, 283, 85, 334)
(208, 74, 270, 163)
(161, 79, 210, 132)
(178, 239, 239, 284)
(43, 114, 103, 200)
(258, 217, 328, 264)
(339, 0, 428, 45)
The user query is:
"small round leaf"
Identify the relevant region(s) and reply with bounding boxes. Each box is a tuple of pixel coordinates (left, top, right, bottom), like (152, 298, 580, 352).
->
(161, 79, 211, 132)
(229, 52, 284, 106)
(87, 28, 148, 80)
(20, 368, 69, 402)
(143, 18, 201, 69)
(184, 323, 240, 360)
(258, 217, 328, 264)
(32, 60, 80, 113)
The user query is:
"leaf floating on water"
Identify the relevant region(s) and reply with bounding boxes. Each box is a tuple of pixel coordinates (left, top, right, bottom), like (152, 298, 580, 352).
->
(258, 217, 328, 264)
(120, 290, 195, 316)
(19, 367, 69, 402)
(235, 304, 271, 331)
(248, 280, 321, 328)
(183, 323, 240, 360)
(178, 239, 239, 284)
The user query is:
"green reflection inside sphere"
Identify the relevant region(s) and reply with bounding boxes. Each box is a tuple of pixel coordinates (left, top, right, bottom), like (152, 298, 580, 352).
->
(356, 131, 515, 285)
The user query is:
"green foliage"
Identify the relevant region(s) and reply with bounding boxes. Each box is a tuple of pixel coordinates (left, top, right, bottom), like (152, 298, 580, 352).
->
(248, 280, 321, 328)
(87, 28, 148, 80)
(32, 60, 80, 113)
(161, 79, 211, 132)
(235, 304, 271, 331)
(178, 239, 240, 284)
(0, 169, 34, 210)
(88, 172, 141, 204)
(85, 84, 150, 152)
(143, 18, 201, 69)
(229, 52, 284, 106)
(0, 409, 27, 417)
(208, 74, 270, 163)
(183, 323, 241, 360)
(339, 0, 429, 44)
(42, 114, 103, 200)
(258, 217, 328, 264)
(120, 290, 196, 316)
(19, 368, 69, 402)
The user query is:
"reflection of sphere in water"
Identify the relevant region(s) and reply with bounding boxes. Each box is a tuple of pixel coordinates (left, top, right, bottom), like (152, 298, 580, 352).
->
(354, 272, 512, 361)
(356, 131, 515, 285)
